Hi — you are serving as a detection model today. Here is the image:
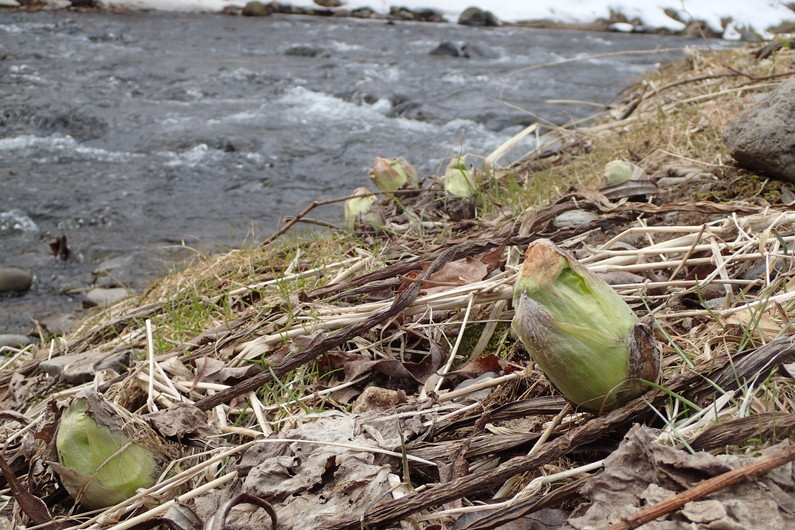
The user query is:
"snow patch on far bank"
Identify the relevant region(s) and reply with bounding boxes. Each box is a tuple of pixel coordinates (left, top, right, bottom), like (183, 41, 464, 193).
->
(84, 0, 795, 40)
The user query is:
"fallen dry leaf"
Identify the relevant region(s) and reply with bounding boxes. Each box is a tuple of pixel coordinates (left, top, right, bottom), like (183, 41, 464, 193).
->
(194, 357, 260, 385)
(321, 341, 444, 383)
(452, 353, 520, 378)
(146, 402, 217, 440)
(423, 257, 489, 295)
(237, 414, 396, 529)
(567, 424, 795, 529)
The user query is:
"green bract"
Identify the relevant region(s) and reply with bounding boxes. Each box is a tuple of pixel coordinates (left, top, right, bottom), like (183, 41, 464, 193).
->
(344, 187, 384, 231)
(444, 156, 477, 198)
(53, 395, 163, 509)
(604, 159, 633, 185)
(369, 156, 419, 192)
(512, 239, 659, 412)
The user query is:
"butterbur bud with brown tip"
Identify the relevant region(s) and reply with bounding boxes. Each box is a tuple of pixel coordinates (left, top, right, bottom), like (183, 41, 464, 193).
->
(512, 239, 660, 412)
(369, 157, 419, 192)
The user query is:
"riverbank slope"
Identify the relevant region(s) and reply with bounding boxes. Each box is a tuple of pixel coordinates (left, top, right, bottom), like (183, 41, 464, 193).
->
(1, 40, 795, 529)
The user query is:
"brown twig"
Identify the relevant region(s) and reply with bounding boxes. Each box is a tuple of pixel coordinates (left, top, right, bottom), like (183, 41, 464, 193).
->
(325, 391, 657, 530)
(0, 453, 60, 529)
(460, 476, 588, 530)
(260, 188, 433, 247)
(604, 443, 795, 530)
(282, 216, 342, 231)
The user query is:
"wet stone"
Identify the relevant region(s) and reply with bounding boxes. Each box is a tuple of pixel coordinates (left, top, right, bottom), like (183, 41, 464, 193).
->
(0, 334, 37, 349)
(39, 349, 131, 384)
(552, 209, 599, 229)
(83, 287, 130, 308)
(242, 1, 271, 16)
(0, 266, 33, 294)
(458, 7, 500, 27)
(39, 313, 78, 336)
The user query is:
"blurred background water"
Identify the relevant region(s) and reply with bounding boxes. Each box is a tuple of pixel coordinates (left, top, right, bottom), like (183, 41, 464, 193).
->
(0, 10, 705, 333)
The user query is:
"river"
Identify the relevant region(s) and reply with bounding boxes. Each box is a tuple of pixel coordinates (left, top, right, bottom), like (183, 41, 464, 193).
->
(0, 9, 713, 334)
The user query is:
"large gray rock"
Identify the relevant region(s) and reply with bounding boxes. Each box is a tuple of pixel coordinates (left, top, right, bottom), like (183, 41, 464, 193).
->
(0, 266, 33, 294)
(39, 313, 78, 336)
(722, 78, 795, 183)
(93, 255, 134, 288)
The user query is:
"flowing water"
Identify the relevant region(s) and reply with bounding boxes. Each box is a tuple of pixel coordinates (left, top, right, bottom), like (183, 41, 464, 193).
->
(0, 10, 709, 333)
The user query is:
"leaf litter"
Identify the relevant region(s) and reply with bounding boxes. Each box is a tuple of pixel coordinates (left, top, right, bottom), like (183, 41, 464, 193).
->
(1, 42, 795, 529)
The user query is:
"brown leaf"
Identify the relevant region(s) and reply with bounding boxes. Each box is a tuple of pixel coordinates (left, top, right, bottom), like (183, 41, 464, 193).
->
(351, 387, 407, 413)
(397, 268, 424, 295)
(479, 236, 510, 273)
(423, 257, 489, 295)
(568, 425, 795, 529)
(146, 402, 217, 440)
(239, 415, 394, 529)
(452, 354, 508, 378)
(194, 357, 259, 385)
(160, 501, 203, 530)
(325, 343, 444, 384)
(0, 453, 56, 528)
(318, 351, 361, 373)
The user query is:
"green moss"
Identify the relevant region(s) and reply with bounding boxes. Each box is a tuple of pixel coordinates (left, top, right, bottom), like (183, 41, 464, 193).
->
(454, 321, 513, 363)
(697, 173, 793, 204)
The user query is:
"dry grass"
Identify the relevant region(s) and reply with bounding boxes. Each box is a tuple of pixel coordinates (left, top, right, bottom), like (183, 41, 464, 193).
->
(2, 42, 795, 529)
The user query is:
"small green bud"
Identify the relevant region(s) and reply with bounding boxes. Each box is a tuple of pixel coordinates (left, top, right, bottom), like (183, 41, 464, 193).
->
(344, 187, 385, 231)
(369, 157, 419, 192)
(604, 159, 633, 185)
(444, 156, 477, 198)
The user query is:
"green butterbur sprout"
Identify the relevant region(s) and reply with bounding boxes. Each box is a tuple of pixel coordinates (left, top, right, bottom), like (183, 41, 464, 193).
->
(51, 394, 179, 509)
(604, 159, 647, 185)
(512, 239, 660, 412)
(369, 156, 419, 192)
(604, 159, 633, 185)
(344, 187, 385, 231)
(444, 156, 477, 198)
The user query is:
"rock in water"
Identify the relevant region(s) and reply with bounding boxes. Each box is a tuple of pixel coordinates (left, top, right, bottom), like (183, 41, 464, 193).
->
(0, 266, 33, 294)
(458, 7, 499, 27)
(722, 78, 795, 183)
(242, 1, 271, 16)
